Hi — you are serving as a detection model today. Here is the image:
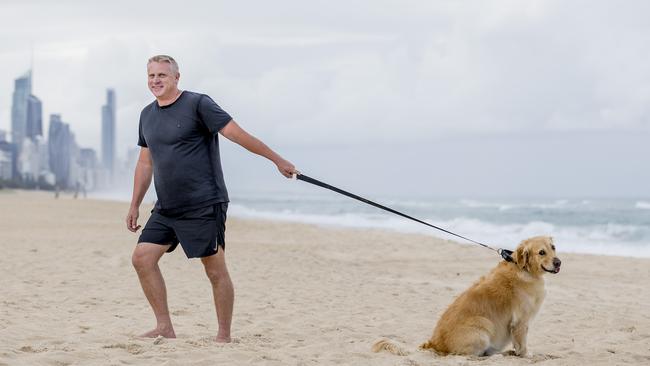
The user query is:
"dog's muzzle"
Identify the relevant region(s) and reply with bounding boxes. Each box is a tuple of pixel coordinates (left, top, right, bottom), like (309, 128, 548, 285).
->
(543, 258, 561, 274)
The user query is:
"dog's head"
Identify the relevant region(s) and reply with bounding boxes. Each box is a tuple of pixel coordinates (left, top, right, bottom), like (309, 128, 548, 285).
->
(513, 236, 561, 276)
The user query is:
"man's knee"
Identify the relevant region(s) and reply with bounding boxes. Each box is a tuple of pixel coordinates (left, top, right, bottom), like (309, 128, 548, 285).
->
(205, 265, 230, 284)
(132, 244, 165, 272)
(202, 251, 229, 285)
(131, 250, 151, 272)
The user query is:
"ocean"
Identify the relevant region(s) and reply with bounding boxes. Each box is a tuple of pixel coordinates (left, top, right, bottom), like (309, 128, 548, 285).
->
(92, 186, 650, 258)
(227, 189, 650, 258)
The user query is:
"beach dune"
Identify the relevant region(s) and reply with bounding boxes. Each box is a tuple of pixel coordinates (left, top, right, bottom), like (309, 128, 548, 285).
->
(1, 190, 649, 365)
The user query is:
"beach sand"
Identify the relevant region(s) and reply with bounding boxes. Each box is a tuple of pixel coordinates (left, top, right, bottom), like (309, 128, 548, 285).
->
(1, 189, 649, 365)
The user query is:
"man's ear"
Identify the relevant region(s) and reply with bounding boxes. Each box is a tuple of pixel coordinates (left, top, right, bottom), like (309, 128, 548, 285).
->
(514, 245, 529, 271)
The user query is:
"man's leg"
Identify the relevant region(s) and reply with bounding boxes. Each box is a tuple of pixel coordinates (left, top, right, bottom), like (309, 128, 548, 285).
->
(201, 248, 234, 343)
(132, 242, 176, 338)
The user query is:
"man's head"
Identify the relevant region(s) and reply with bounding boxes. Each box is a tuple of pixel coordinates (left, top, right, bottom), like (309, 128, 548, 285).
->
(147, 55, 180, 100)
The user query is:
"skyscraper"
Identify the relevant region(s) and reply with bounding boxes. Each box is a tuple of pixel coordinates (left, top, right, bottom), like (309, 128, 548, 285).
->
(11, 71, 31, 179)
(11, 71, 31, 148)
(11, 70, 44, 181)
(78, 148, 98, 191)
(48, 114, 72, 188)
(26, 94, 43, 139)
(0, 130, 12, 181)
(101, 88, 116, 175)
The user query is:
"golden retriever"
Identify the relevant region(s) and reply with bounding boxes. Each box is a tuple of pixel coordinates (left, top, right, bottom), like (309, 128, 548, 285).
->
(373, 236, 561, 357)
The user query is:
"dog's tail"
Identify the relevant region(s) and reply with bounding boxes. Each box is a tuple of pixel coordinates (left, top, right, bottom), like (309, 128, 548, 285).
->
(371, 338, 409, 356)
(419, 339, 436, 351)
(419, 338, 446, 355)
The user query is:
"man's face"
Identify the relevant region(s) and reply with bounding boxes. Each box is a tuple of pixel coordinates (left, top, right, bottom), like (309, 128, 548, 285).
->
(147, 61, 179, 99)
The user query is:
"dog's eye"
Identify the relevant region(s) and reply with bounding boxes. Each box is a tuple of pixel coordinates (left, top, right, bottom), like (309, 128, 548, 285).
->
(539, 250, 546, 256)
(551, 245, 555, 251)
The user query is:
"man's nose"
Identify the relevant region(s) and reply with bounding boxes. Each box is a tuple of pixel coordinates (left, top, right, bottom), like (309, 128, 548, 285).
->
(553, 258, 561, 267)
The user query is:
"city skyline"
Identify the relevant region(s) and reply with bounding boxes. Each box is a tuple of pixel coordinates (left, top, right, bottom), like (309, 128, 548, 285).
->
(1, 65, 121, 191)
(3, 67, 118, 161)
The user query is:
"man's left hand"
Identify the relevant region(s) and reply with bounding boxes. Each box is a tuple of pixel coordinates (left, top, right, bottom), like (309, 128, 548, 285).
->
(276, 158, 296, 178)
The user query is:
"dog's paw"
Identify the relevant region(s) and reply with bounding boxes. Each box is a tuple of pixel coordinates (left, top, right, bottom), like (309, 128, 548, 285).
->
(515, 349, 530, 358)
(502, 349, 530, 358)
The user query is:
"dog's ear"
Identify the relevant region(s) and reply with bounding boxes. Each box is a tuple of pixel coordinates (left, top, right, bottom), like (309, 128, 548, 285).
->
(514, 245, 529, 271)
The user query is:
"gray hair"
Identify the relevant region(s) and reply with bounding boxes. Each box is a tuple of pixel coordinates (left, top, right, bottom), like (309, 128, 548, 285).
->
(147, 55, 179, 74)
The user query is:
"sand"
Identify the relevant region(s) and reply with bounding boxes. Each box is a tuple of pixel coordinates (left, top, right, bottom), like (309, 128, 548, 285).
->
(0, 189, 649, 365)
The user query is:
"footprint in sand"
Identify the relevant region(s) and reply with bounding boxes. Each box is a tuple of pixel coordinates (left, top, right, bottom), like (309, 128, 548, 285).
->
(18, 345, 48, 353)
(185, 336, 241, 347)
(398, 359, 421, 366)
(102, 343, 144, 355)
(185, 337, 215, 347)
(529, 354, 561, 363)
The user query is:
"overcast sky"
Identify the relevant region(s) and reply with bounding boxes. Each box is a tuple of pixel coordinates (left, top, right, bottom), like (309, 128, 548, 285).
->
(1, 0, 649, 197)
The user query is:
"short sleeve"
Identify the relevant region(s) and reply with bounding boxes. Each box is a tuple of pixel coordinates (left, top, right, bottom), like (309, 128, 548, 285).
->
(197, 94, 233, 135)
(137, 116, 147, 147)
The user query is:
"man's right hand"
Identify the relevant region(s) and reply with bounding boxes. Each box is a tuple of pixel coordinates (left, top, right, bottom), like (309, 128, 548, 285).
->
(126, 206, 141, 232)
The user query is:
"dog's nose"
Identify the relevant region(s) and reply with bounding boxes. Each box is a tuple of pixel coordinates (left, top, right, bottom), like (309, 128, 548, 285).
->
(553, 258, 561, 267)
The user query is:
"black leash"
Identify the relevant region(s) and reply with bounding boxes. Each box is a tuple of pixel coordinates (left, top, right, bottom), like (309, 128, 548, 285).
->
(294, 173, 513, 262)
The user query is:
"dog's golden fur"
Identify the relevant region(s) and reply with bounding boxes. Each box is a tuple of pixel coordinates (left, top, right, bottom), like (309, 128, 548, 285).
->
(373, 236, 561, 358)
(421, 236, 561, 356)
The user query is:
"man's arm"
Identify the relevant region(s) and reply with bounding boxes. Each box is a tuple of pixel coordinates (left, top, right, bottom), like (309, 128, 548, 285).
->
(220, 120, 296, 178)
(126, 147, 153, 232)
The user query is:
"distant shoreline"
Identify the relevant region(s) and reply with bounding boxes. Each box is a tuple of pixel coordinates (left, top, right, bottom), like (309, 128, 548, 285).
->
(2, 188, 649, 260)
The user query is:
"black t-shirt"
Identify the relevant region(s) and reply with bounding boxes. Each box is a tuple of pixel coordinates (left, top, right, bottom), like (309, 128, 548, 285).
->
(138, 91, 232, 214)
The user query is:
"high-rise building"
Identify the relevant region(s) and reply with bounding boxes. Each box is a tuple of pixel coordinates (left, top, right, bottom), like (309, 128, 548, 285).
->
(17, 136, 49, 183)
(0, 130, 12, 181)
(11, 72, 31, 179)
(68, 132, 80, 191)
(48, 114, 72, 188)
(101, 88, 116, 175)
(11, 71, 31, 148)
(26, 95, 43, 139)
(79, 148, 98, 191)
(11, 70, 44, 181)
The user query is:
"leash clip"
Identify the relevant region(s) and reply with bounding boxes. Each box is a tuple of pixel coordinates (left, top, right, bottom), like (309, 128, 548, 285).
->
(498, 248, 514, 262)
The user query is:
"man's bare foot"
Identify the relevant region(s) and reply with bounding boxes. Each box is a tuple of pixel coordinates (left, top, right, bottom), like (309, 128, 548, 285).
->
(139, 326, 176, 338)
(215, 335, 231, 343)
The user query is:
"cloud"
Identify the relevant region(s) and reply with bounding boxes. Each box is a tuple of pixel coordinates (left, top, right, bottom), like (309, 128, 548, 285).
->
(1, 0, 649, 155)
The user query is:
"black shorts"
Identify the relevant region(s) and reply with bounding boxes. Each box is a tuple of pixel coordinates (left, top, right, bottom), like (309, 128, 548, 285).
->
(137, 203, 228, 258)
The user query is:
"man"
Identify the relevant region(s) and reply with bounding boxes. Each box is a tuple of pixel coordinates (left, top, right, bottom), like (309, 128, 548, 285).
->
(126, 55, 295, 343)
